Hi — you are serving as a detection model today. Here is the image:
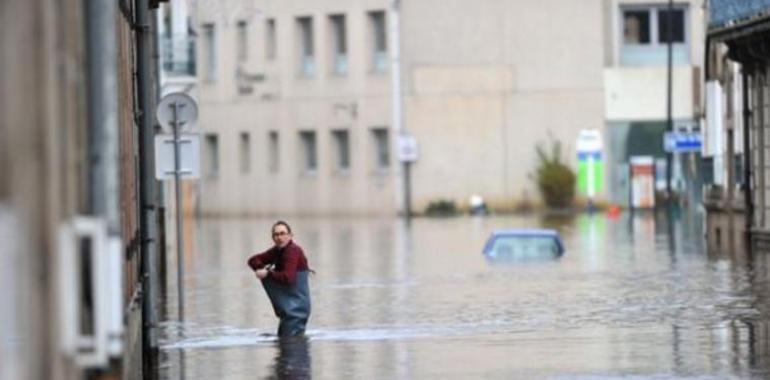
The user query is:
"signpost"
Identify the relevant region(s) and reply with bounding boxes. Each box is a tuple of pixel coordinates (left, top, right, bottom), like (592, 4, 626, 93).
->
(664, 131, 702, 153)
(155, 92, 199, 322)
(576, 129, 603, 210)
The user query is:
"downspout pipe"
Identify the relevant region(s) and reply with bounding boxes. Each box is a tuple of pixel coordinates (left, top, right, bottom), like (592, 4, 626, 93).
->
(135, 0, 159, 374)
(743, 66, 753, 243)
(86, 0, 126, 361)
(86, 0, 119, 232)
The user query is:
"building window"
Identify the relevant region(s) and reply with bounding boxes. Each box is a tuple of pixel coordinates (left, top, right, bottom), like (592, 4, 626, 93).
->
(371, 128, 389, 170)
(658, 8, 685, 43)
(268, 131, 279, 173)
(623, 10, 650, 44)
(620, 5, 689, 66)
(239, 132, 250, 174)
(299, 131, 317, 173)
(205, 134, 219, 178)
(329, 14, 348, 75)
(296, 17, 315, 77)
(202, 23, 217, 81)
(237, 20, 248, 63)
(332, 129, 350, 171)
(266, 18, 276, 60)
(368, 11, 387, 73)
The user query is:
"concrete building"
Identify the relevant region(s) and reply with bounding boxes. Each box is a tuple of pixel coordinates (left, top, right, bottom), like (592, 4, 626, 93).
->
(195, 0, 705, 216)
(704, 0, 770, 253)
(605, 0, 706, 207)
(0, 0, 164, 379)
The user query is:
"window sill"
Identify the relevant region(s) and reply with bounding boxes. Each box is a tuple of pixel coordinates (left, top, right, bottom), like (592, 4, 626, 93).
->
(333, 169, 351, 178)
(300, 170, 318, 179)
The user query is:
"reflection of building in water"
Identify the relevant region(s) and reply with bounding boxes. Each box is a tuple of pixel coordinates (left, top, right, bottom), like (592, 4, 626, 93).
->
(192, 0, 704, 216)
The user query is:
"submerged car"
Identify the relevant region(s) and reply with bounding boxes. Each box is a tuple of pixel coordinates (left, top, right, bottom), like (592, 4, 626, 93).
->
(482, 228, 564, 262)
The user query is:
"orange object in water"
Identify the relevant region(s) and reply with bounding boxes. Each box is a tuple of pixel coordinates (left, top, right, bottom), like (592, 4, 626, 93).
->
(606, 204, 621, 218)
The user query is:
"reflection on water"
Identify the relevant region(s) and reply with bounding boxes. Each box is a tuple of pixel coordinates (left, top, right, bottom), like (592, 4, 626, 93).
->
(158, 210, 770, 379)
(269, 337, 311, 380)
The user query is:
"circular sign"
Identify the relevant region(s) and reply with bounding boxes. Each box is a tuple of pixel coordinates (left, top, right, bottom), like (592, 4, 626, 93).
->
(156, 92, 198, 133)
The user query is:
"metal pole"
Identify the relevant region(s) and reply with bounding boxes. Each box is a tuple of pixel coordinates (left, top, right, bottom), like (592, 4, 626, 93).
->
(390, 0, 411, 217)
(743, 68, 753, 241)
(136, 0, 159, 373)
(151, 1, 169, 323)
(665, 0, 674, 201)
(172, 101, 185, 322)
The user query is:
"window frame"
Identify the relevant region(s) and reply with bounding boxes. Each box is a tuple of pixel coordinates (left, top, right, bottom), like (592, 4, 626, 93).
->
(299, 130, 318, 174)
(618, 3, 690, 66)
(265, 18, 276, 61)
(236, 20, 249, 63)
(328, 14, 348, 76)
(619, 4, 688, 48)
(296, 16, 315, 77)
(239, 132, 251, 174)
(204, 133, 219, 179)
(368, 10, 388, 74)
(331, 129, 351, 173)
(268, 131, 280, 174)
(371, 127, 390, 171)
(202, 23, 217, 82)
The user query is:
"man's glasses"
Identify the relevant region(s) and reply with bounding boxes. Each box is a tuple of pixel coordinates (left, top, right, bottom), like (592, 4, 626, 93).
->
(272, 231, 289, 237)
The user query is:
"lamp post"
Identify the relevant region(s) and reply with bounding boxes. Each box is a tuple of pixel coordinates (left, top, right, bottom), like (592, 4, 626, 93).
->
(665, 0, 674, 202)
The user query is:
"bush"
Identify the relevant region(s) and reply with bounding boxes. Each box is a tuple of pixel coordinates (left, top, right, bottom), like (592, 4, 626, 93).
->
(535, 139, 576, 209)
(424, 199, 458, 216)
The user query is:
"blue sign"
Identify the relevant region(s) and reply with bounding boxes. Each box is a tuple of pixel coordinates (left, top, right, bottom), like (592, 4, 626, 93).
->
(664, 131, 702, 153)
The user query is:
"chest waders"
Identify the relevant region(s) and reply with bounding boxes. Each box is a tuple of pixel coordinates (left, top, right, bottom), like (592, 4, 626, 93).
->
(261, 270, 311, 336)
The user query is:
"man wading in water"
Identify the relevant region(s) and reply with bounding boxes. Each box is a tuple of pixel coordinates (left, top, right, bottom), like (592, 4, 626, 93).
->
(247, 221, 312, 337)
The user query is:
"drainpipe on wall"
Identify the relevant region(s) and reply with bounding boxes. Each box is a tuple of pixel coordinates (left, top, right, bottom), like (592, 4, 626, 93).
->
(390, 0, 411, 218)
(743, 67, 753, 244)
(85, 0, 124, 364)
(135, 0, 160, 374)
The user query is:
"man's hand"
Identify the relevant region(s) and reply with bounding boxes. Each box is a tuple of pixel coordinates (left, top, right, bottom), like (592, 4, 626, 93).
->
(255, 268, 270, 280)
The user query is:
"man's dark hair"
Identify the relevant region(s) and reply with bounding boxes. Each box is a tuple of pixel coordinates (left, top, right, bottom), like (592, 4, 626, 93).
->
(272, 220, 292, 234)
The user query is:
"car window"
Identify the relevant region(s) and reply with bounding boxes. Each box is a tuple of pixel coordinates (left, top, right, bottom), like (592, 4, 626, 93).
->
(488, 235, 559, 259)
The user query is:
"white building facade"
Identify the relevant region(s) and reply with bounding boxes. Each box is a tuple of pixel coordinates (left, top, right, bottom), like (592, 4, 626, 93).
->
(194, 0, 705, 216)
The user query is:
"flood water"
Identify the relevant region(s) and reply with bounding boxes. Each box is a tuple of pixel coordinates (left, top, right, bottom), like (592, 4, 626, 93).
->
(158, 210, 770, 379)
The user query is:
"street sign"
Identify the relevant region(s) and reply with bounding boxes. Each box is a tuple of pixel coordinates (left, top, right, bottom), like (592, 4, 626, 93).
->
(154, 134, 201, 180)
(397, 135, 418, 162)
(664, 131, 702, 153)
(576, 129, 603, 199)
(156, 92, 198, 133)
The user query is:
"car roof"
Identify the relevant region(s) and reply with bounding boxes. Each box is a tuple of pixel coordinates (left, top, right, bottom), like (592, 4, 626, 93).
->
(490, 228, 561, 237)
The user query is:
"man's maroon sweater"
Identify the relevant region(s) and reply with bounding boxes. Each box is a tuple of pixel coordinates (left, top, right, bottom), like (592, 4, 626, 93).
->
(247, 241, 309, 285)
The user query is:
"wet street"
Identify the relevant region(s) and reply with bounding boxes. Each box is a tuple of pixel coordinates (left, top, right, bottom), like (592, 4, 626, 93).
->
(158, 210, 770, 379)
